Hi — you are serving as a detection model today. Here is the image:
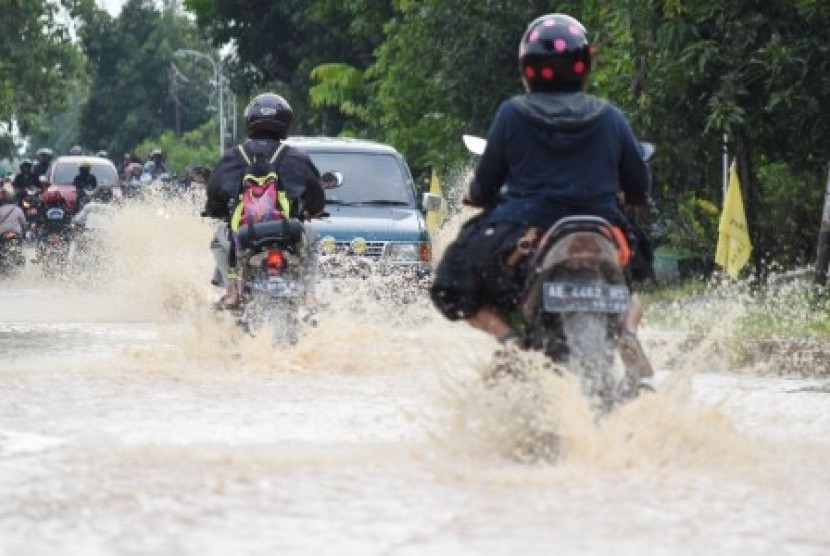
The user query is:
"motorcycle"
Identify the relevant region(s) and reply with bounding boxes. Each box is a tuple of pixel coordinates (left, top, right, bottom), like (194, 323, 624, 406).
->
(36, 205, 74, 276)
(0, 230, 25, 276)
(232, 218, 313, 346)
(462, 135, 654, 413)
(20, 186, 43, 240)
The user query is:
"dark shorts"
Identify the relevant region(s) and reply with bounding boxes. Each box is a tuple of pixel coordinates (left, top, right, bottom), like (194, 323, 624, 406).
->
(430, 215, 527, 321)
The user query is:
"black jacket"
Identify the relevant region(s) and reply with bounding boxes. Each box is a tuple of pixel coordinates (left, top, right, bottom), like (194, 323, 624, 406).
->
(204, 138, 325, 219)
(472, 91, 650, 228)
(33, 162, 50, 178)
(12, 172, 40, 197)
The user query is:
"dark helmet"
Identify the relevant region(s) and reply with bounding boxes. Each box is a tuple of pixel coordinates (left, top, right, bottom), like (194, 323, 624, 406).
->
(36, 148, 53, 160)
(20, 158, 33, 170)
(518, 14, 592, 93)
(244, 93, 293, 139)
(69, 145, 83, 155)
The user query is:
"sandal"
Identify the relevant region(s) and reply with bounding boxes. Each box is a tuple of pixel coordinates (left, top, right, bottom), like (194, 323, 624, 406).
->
(618, 330, 654, 379)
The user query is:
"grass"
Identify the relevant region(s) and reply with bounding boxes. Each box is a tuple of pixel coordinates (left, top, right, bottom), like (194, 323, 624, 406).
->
(640, 276, 830, 340)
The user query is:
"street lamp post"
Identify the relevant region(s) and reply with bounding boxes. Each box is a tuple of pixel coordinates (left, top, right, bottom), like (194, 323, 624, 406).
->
(174, 49, 225, 155)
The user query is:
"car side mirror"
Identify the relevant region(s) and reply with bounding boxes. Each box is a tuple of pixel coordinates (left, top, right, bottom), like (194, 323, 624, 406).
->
(422, 192, 442, 212)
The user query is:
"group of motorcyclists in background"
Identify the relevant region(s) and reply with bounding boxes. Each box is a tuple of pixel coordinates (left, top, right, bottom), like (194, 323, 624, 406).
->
(4, 12, 656, 392)
(0, 144, 186, 275)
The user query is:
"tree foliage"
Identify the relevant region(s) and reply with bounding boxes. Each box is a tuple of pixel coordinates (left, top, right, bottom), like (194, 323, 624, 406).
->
(185, 0, 391, 135)
(134, 116, 219, 176)
(181, 0, 830, 271)
(0, 0, 84, 155)
(77, 0, 215, 157)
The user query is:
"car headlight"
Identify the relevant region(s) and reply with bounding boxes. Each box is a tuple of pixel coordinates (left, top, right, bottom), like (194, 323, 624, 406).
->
(320, 235, 337, 255)
(385, 242, 430, 262)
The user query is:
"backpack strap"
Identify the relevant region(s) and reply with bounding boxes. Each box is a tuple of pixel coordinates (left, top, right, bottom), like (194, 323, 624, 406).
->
(237, 142, 287, 168)
(237, 144, 252, 165)
(268, 142, 288, 167)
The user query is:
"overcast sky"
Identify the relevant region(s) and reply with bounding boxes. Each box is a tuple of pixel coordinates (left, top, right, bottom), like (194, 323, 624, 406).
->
(99, 0, 125, 16)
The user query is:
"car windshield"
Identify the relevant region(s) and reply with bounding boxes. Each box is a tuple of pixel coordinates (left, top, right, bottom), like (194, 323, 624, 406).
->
(307, 152, 413, 206)
(52, 161, 118, 187)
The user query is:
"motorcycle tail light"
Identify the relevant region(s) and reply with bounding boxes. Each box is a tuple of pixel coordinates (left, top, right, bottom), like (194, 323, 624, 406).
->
(264, 249, 286, 275)
(48, 234, 60, 246)
(419, 242, 431, 262)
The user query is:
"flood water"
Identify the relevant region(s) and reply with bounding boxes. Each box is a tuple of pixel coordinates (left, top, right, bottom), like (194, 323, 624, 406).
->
(2, 201, 829, 555)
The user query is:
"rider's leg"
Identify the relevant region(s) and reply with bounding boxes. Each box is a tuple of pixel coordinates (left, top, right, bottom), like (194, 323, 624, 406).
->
(210, 223, 230, 286)
(622, 294, 644, 332)
(618, 294, 653, 378)
(211, 223, 241, 309)
(467, 306, 515, 343)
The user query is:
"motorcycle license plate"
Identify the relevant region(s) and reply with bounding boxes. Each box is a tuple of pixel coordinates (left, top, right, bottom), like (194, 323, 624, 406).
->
(543, 282, 630, 313)
(251, 277, 297, 297)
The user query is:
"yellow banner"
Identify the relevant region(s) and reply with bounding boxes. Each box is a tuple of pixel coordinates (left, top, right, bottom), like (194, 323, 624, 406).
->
(425, 167, 446, 234)
(715, 161, 752, 278)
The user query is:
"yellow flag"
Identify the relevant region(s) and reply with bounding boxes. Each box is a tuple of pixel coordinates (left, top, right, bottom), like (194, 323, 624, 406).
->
(715, 161, 752, 278)
(425, 167, 447, 234)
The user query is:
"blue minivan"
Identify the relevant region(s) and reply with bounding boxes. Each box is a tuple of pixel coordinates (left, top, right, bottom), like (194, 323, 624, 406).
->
(286, 137, 439, 276)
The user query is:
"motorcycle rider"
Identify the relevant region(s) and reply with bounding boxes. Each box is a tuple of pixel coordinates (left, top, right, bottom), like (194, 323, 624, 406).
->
(33, 189, 73, 262)
(33, 148, 54, 178)
(72, 161, 97, 211)
(204, 92, 325, 309)
(69, 145, 83, 156)
(0, 188, 27, 238)
(430, 13, 652, 374)
(12, 159, 40, 203)
(148, 148, 169, 178)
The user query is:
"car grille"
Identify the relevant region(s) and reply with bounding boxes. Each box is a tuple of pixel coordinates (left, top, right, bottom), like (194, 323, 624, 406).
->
(334, 241, 386, 258)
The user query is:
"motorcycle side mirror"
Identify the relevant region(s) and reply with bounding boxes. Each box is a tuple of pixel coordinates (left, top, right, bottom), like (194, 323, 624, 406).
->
(422, 192, 442, 213)
(639, 142, 656, 162)
(462, 134, 487, 156)
(320, 171, 343, 189)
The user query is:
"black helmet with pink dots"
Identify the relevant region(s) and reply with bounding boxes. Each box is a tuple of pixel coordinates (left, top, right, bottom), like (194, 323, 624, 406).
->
(519, 14, 591, 93)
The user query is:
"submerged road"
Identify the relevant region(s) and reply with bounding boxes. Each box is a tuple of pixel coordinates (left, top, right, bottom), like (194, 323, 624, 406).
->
(2, 204, 829, 555)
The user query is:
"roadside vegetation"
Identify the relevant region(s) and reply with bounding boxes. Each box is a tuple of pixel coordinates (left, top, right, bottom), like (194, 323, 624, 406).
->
(5, 0, 830, 291)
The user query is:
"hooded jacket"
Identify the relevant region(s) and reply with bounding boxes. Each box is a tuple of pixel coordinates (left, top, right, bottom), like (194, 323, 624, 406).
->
(204, 138, 325, 219)
(469, 91, 650, 228)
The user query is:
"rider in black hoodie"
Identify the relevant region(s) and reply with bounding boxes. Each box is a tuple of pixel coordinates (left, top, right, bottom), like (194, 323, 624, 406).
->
(205, 92, 325, 308)
(431, 13, 651, 372)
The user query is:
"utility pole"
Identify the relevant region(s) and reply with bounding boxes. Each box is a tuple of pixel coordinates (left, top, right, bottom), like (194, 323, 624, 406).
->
(814, 165, 830, 285)
(174, 49, 225, 155)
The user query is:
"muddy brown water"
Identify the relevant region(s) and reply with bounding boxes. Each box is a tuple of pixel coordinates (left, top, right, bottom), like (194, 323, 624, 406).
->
(2, 202, 829, 555)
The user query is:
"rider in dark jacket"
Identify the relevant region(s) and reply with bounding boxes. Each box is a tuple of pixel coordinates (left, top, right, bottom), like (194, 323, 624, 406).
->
(205, 92, 325, 308)
(430, 13, 651, 370)
(12, 160, 40, 203)
(33, 148, 54, 178)
(72, 161, 97, 212)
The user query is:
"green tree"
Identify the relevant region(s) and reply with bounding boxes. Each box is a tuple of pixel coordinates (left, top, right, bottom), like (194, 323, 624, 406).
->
(77, 0, 214, 157)
(0, 0, 84, 155)
(134, 116, 219, 175)
(185, 0, 392, 135)
(630, 0, 830, 273)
